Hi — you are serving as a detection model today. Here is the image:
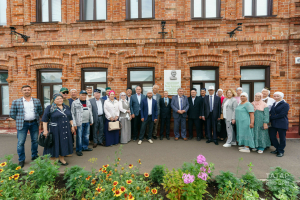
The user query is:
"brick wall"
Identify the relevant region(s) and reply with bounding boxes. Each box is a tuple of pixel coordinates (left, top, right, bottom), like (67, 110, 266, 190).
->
(0, 0, 299, 136)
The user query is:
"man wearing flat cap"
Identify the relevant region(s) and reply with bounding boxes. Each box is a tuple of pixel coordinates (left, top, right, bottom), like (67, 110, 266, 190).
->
(102, 87, 116, 100)
(89, 89, 105, 148)
(50, 87, 70, 107)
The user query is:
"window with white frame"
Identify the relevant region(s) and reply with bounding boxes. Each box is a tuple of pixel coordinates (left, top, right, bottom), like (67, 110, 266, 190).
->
(244, 0, 273, 17)
(0, 0, 7, 26)
(126, 0, 155, 19)
(36, 0, 62, 22)
(192, 0, 221, 19)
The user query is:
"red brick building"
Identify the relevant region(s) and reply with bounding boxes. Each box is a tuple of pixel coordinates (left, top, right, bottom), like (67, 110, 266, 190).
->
(0, 0, 299, 137)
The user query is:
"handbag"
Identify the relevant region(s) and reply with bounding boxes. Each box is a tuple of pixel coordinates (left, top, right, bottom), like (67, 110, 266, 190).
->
(217, 120, 222, 132)
(108, 121, 121, 131)
(38, 131, 53, 148)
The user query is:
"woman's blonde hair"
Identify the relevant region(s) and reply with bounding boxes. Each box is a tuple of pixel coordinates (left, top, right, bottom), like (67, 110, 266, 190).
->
(225, 88, 237, 97)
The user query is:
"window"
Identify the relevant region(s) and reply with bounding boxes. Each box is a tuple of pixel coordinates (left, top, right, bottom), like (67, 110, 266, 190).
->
(37, 69, 62, 109)
(36, 0, 62, 22)
(128, 68, 155, 95)
(190, 67, 219, 96)
(82, 68, 107, 97)
(240, 67, 270, 101)
(243, 0, 273, 17)
(191, 0, 221, 19)
(0, 71, 9, 116)
(126, 0, 155, 19)
(80, 0, 107, 20)
(0, 0, 7, 26)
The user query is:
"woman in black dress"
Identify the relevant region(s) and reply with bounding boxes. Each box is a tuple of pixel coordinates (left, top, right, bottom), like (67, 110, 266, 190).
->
(42, 93, 75, 165)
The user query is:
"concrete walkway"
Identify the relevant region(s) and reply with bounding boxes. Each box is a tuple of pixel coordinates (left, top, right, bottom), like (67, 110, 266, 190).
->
(0, 134, 299, 179)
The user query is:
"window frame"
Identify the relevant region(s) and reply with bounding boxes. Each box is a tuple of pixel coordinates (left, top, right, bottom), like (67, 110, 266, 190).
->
(127, 68, 155, 94)
(191, 0, 221, 19)
(240, 66, 270, 102)
(0, 70, 9, 117)
(0, 0, 7, 26)
(79, 0, 107, 21)
(126, 0, 155, 20)
(243, 0, 273, 17)
(190, 67, 219, 95)
(37, 69, 63, 110)
(81, 68, 107, 97)
(36, 0, 62, 22)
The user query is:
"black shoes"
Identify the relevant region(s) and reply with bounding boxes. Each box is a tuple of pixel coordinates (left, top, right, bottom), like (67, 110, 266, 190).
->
(19, 161, 25, 168)
(58, 160, 68, 166)
(152, 136, 157, 140)
(206, 140, 211, 143)
(197, 137, 201, 141)
(98, 142, 105, 146)
(166, 136, 170, 140)
(189, 137, 193, 140)
(83, 148, 93, 151)
(214, 141, 219, 145)
(277, 153, 284, 157)
(133, 137, 137, 141)
(32, 156, 39, 161)
(160, 136, 163, 140)
(76, 151, 83, 156)
(270, 151, 278, 154)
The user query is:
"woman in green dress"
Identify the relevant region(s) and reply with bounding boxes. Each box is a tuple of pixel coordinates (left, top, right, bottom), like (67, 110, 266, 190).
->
(235, 92, 255, 153)
(251, 92, 271, 153)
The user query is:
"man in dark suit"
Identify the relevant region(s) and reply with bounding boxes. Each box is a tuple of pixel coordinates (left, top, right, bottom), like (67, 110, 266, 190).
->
(160, 91, 172, 140)
(199, 88, 207, 139)
(202, 86, 221, 145)
(130, 86, 146, 141)
(102, 87, 111, 100)
(138, 90, 158, 145)
(126, 88, 132, 104)
(171, 88, 189, 141)
(89, 89, 105, 148)
(187, 88, 202, 141)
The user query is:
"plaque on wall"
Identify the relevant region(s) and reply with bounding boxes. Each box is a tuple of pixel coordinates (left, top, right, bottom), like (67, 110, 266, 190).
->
(164, 70, 181, 95)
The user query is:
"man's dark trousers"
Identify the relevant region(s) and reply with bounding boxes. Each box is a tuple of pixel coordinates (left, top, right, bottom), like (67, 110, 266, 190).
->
(139, 115, 153, 140)
(132, 111, 142, 139)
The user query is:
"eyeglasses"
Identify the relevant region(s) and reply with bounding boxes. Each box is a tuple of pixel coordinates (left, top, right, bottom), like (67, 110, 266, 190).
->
(62, 92, 69, 94)
(121, 95, 126, 96)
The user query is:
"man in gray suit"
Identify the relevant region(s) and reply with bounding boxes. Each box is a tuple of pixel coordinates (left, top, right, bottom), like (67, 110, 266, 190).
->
(89, 89, 105, 148)
(171, 88, 189, 141)
(146, 85, 161, 140)
(130, 86, 146, 141)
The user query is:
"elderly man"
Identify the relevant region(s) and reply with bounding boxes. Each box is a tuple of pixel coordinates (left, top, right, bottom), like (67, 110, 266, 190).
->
(146, 85, 161, 140)
(171, 88, 189, 141)
(138, 90, 158, 145)
(89, 89, 105, 148)
(9, 85, 43, 168)
(86, 87, 94, 101)
(160, 91, 172, 140)
(68, 89, 78, 107)
(50, 87, 70, 107)
(202, 86, 221, 145)
(187, 88, 202, 141)
(126, 88, 132, 104)
(199, 88, 207, 139)
(71, 90, 94, 156)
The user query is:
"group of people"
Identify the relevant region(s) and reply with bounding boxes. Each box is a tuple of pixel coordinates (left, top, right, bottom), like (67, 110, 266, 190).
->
(8, 84, 289, 168)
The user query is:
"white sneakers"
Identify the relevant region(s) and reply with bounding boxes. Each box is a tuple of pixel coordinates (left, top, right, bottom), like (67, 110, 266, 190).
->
(252, 148, 257, 152)
(138, 140, 142, 145)
(239, 146, 246, 150)
(138, 139, 153, 144)
(257, 150, 263, 154)
(223, 143, 231, 147)
(239, 148, 250, 153)
(231, 142, 237, 146)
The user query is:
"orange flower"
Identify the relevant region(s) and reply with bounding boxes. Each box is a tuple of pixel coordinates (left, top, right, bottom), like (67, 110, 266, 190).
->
(86, 175, 92, 180)
(118, 158, 121, 161)
(114, 189, 122, 197)
(98, 168, 103, 172)
(9, 176, 13, 180)
(102, 169, 107, 174)
(13, 174, 20, 180)
(103, 164, 109, 169)
(126, 179, 132, 184)
(151, 189, 157, 194)
(0, 162, 6, 167)
(129, 164, 133, 169)
(91, 179, 96, 185)
(0, 169, 3, 173)
(120, 186, 126, 193)
(144, 173, 149, 178)
(95, 187, 102, 193)
(112, 187, 116, 192)
(138, 159, 141, 164)
(15, 166, 21, 170)
(128, 193, 135, 200)
(29, 171, 34, 175)
(106, 174, 110, 178)
(124, 193, 128, 198)
(113, 181, 118, 186)
(145, 186, 150, 193)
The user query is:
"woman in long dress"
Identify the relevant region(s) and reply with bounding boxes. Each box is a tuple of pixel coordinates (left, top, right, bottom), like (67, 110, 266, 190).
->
(118, 92, 131, 144)
(103, 90, 120, 147)
(252, 92, 271, 154)
(42, 93, 75, 165)
(235, 92, 255, 153)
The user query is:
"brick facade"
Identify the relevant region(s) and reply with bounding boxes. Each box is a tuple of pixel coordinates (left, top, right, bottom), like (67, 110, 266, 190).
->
(0, 0, 299, 137)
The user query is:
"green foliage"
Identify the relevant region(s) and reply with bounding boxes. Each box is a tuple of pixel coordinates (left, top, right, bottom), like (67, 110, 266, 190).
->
(64, 165, 85, 180)
(0, 154, 24, 177)
(215, 171, 241, 190)
(215, 180, 245, 200)
(241, 163, 264, 192)
(150, 165, 166, 184)
(162, 168, 186, 200)
(267, 167, 299, 200)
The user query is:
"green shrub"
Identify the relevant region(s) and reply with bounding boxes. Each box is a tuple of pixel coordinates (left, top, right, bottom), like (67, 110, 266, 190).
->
(0, 154, 24, 177)
(215, 180, 245, 200)
(267, 166, 299, 200)
(150, 165, 166, 184)
(28, 154, 60, 186)
(64, 165, 85, 180)
(215, 171, 241, 190)
(242, 172, 264, 192)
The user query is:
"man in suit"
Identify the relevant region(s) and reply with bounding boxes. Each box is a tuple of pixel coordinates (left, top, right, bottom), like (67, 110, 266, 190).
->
(130, 86, 146, 141)
(138, 90, 158, 145)
(8, 85, 43, 168)
(171, 88, 189, 141)
(199, 88, 207, 139)
(89, 89, 105, 148)
(202, 86, 221, 145)
(160, 91, 172, 140)
(187, 88, 202, 141)
(126, 88, 132, 104)
(147, 85, 161, 140)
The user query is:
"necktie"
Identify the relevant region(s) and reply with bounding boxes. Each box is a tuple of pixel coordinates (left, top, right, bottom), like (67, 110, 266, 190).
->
(165, 98, 167, 107)
(193, 98, 194, 105)
(210, 96, 213, 112)
(180, 97, 183, 110)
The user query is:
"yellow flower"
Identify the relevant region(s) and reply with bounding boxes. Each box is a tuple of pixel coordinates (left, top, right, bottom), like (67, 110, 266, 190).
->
(29, 171, 34, 175)
(0, 162, 7, 167)
(13, 174, 20, 180)
(112, 187, 116, 192)
(121, 167, 124, 170)
(129, 164, 133, 169)
(145, 186, 150, 193)
(0, 169, 3, 173)
(9, 176, 13, 180)
(91, 179, 96, 185)
(113, 181, 118, 186)
(152, 188, 158, 194)
(131, 174, 135, 178)
(128, 193, 135, 200)
(86, 175, 92, 180)
(114, 189, 122, 197)
(118, 158, 121, 161)
(138, 159, 141, 164)
(126, 179, 132, 184)
(144, 173, 149, 178)
(114, 168, 118, 172)
(103, 164, 109, 169)
(120, 186, 126, 193)
(101, 188, 105, 192)
(15, 166, 21, 170)
(96, 187, 102, 193)
(136, 186, 140, 190)
(98, 168, 103, 172)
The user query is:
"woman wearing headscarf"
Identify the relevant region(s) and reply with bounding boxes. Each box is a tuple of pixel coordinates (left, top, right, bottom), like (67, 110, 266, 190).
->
(235, 92, 255, 153)
(216, 89, 225, 104)
(42, 93, 75, 165)
(252, 92, 271, 153)
(104, 90, 120, 147)
(234, 87, 243, 104)
(269, 92, 290, 157)
(119, 92, 131, 144)
(216, 89, 227, 141)
(261, 87, 275, 111)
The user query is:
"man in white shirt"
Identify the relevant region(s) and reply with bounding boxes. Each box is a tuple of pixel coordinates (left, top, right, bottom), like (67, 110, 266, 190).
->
(138, 90, 158, 145)
(126, 88, 132, 104)
(89, 89, 105, 148)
